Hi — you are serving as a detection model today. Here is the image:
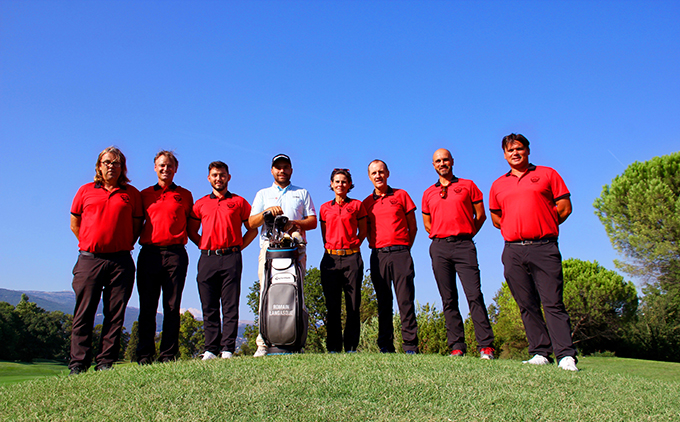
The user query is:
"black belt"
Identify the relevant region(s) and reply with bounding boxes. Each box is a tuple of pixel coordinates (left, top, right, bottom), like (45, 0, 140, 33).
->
(505, 238, 557, 245)
(201, 246, 241, 256)
(141, 244, 185, 252)
(79, 250, 130, 258)
(374, 245, 408, 253)
(433, 235, 472, 242)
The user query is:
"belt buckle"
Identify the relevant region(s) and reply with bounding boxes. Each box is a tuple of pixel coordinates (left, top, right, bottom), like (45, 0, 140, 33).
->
(337, 249, 347, 256)
(215, 249, 223, 256)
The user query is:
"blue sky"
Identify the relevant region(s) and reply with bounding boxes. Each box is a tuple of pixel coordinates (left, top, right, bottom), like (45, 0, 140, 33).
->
(1, 1, 678, 322)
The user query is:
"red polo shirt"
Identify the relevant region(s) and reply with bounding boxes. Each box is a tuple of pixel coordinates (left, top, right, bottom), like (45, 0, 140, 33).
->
(319, 198, 367, 249)
(422, 177, 483, 238)
(193, 191, 251, 250)
(362, 187, 416, 249)
(489, 165, 570, 242)
(139, 183, 195, 246)
(71, 182, 143, 253)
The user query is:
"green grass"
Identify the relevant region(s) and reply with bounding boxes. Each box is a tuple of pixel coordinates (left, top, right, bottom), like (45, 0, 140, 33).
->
(1, 354, 679, 421)
(578, 356, 680, 383)
(0, 360, 69, 386)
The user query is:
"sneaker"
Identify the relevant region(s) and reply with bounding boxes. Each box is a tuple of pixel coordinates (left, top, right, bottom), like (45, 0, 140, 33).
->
(405, 350, 417, 355)
(380, 347, 395, 354)
(522, 354, 550, 365)
(95, 363, 113, 371)
(558, 356, 579, 372)
(69, 365, 86, 375)
(253, 346, 268, 358)
(220, 351, 233, 359)
(480, 347, 495, 360)
(200, 351, 217, 361)
(450, 349, 464, 357)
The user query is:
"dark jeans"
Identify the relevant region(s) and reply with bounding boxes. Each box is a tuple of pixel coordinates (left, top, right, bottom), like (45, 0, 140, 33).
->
(430, 239, 494, 352)
(136, 246, 189, 362)
(370, 248, 418, 353)
(502, 241, 576, 360)
(197, 252, 242, 354)
(70, 251, 135, 370)
(320, 252, 363, 352)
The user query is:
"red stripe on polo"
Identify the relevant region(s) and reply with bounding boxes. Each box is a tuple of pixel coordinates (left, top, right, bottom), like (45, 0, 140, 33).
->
(320, 198, 367, 249)
(193, 191, 251, 250)
(422, 177, 483, 238)
(362, 187, 416, 249)
(139, 183, 195, 246)
(489, 165, 570, 242)
(71, 182, 143, 253)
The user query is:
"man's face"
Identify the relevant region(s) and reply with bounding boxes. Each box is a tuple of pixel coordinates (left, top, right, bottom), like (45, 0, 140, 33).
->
(368, 161, 389, 190)
(504, 141, 530, 169)
(432, 149, 453, 178)
(271, 161, 292, 186)
(155, 155, 177, 184)
(99, 152, 122, 185)
(208, 167, 230, 192)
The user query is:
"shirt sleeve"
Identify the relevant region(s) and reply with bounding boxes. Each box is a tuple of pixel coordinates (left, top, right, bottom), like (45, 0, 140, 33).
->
(131, 187, 143, 219)
(70, 185, 86, 216)
(469, 181, 484, 204)
(402, 190, 417, 214)
(241, 197, 252, 222)
(488, 182, 500, 211)
(250, 189, 264, 216)
(421, 190, 430, 214)
(303, 189, 316, 217)
(550, 168, 570, 200)
(356, 201, 367, 219)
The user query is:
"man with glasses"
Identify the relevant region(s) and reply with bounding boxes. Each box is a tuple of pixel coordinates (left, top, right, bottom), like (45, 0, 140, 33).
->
(69, 146, 143, 374)
(362, 159, 419, 354)
(248, 154, 317, 357)
(422, 148, 495, 359)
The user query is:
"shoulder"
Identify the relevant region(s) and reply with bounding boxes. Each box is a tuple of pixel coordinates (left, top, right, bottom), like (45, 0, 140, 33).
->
(141, 185, 156, 194)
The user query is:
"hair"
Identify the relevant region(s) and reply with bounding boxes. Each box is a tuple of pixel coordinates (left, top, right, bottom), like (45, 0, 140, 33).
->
(329, 168, 355, 192)
(367, 159, 389, 172)
(208, 161, 229, 174)
(502, 133, 530, 151)
(94, 146, 130, 186)
(154, 150, 179, 169)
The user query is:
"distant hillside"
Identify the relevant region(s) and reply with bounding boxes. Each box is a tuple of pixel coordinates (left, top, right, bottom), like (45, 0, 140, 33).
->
(0, 288, 249, 345)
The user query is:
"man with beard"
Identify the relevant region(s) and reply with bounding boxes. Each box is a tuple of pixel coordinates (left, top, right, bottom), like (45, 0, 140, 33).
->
(136, 151, 199, 364)
(421, 148, 495, 358)
(362, 159, 419, 354)
(192, 161, 258, 360)
(248, 154, 317, 357)
(69, 146, 143, 374)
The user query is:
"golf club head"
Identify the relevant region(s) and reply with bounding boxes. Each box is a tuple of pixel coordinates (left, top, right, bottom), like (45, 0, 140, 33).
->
(274, 215, 289, 233)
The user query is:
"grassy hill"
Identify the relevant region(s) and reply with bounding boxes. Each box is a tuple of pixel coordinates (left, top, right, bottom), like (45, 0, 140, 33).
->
(1, 355, 679, 421)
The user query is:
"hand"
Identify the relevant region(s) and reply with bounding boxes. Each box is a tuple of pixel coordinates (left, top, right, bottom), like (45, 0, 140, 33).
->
(266, 206, 284, 216)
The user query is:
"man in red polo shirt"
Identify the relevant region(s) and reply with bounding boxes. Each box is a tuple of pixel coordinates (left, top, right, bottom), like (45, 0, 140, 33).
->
(69, 146, 143, 374)
(489, 133, 578, 371)
(363, 160, 418, 354)
(422, 148, 495, 359)
(192, 161, 258, 360)
(136, 151, 200, 364)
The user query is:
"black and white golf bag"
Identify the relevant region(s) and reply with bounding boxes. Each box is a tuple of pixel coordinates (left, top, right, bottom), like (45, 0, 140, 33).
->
(259, 211, 309, 353)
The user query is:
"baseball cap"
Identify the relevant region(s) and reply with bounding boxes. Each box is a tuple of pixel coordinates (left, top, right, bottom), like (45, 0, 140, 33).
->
(271, 154, 292, 166)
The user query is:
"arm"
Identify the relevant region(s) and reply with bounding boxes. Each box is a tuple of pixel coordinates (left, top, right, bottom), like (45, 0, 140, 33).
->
(357, 217, 367, 246)
(320, 221, 327, 245)
(422, 213, 431, 234)
(133, 218, 143, 243)
(70, 214, 81, 241)
(289, 215, 317, 232)
(241, 220, 258, 250)
(472, 202, 487, 234)
(187, 218, 202, 247)
(248, 206, 284, 229)
(406, 211, 418, 248)
(490, 210, 502, 229)
(556, 197, 573, 224)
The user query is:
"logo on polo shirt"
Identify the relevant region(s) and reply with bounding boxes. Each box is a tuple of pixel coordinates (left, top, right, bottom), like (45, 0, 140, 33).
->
(174, 194, 182, 202)
(454, 187, 463, 194)
(119, 193, 130, 203)
(227, 202, 236, 208)
(531, 176, 541, 183)
(389, 199, 399, 205)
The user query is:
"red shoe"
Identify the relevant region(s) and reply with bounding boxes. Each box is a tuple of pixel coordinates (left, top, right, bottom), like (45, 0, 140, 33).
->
(450, 349, 464, 357)
(480, 347, 495, 360)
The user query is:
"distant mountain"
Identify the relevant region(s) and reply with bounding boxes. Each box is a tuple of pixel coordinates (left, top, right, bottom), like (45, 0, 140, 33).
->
(0, 288, 250, 344)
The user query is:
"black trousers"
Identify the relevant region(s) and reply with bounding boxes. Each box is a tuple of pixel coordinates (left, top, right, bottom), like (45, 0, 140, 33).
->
(320, 252, 363, 352)
(136, 246, 189, 362)
(370, 248, 418, 353)
(430, 239, 494, 352)
(197, 252, 242, 354)
(70, 252, 135, 370)
(502, 241, 576, 360)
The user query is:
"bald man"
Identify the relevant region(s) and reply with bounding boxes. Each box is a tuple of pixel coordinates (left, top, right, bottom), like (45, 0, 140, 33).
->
(421, 149, 495, 358)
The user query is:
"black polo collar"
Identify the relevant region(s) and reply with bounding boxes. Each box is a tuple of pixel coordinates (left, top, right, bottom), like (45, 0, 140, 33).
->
(332, 197, 353, 205)
(94, 182, 127, 190)
(505, 164, 536, 177)
(210, 191, 233, 199)
(372, 186, 394, 200)
(154, 182, 178, 191)
(434, 176, 459, 187)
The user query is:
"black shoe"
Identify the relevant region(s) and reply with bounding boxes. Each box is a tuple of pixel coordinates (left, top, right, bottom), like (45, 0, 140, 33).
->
(95, 363, 113, 371)
(69, 365, 87, 376)
(137, 357, 153, 365)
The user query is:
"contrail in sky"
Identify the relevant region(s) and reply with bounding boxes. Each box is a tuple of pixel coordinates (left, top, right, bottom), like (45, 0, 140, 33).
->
(608, 149, 626, 168)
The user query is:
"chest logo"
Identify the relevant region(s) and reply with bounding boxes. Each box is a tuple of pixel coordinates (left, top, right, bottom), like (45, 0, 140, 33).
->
(531, 176, 541, 183)
(119, 193, 130, 203)
(173, 195, 182, 202)
(453, 187, 463, 194)
(389, 199, 399, 205)
(226, 202, 236, 208)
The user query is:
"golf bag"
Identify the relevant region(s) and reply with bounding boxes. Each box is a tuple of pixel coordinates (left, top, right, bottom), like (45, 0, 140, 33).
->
(259, 211, 309, 353)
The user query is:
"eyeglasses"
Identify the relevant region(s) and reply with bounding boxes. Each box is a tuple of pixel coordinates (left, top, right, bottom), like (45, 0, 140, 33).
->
(440, 184, 448, 199)
(333, 168, 350, 173)
(101, 160, 122, 168)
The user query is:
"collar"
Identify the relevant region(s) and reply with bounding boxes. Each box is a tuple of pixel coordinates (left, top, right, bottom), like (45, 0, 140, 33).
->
(153, 182, 178, 191)
(434, 176, 459, 187)
(210, 191, 233, 199)
(272, 182, 292, 192)
(505, 164, 536, 177)
(372, 186, 394, 200)
(94, 182, 126, 190)
(332, 197, 352, 205)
